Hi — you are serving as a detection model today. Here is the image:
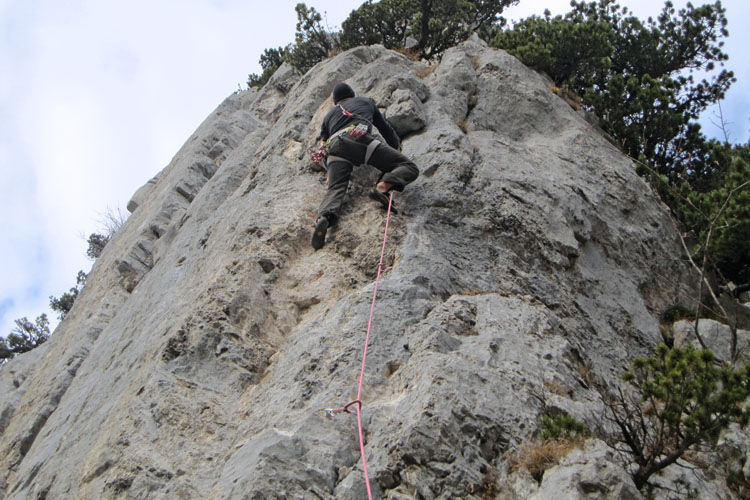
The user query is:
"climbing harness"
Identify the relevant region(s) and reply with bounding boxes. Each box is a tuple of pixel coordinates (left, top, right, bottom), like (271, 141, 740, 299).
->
(312, 100, 379, 165)
(314, 129, 382, 171)
(311, 125, 373, 164)
(325, 191, 394, 500)
(327, 123, 369, 144)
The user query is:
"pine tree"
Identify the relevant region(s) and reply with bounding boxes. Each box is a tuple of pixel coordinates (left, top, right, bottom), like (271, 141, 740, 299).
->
(604, 344, 750, 490)
(285, 3, 338, 75)
(341, 0, 516, 59)
(49, 271, 87, 320)
(492, 0, 733, 174)
(1, 314, 50, 364)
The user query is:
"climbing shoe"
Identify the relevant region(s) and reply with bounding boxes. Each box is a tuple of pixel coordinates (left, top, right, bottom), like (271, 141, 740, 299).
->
(369, 189, 398, 214)
(311, 216, 329, 250)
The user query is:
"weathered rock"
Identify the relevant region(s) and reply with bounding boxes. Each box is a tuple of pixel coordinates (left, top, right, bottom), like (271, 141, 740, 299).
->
(386, 88, 427, 136)
(720, 293, 750, 330)
(719, 424, 750, 496)
(126, 173, 159, 213)
(672, 319, 750, 364)
(0, 40, 722, 500)
(529, 440, 643, 500)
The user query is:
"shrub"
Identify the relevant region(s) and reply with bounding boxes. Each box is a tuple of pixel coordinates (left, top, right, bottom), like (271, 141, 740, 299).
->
(1, 314, 50, 364)
(539, 414, 589, 441)
(247, 47, 288, 88)
(87, 206, 127, 260)
(509, 412, 588, 482)
(492, 0, 733, 175)
(603, 344, 750, 490)
(341, 0, 516, 60)
(49, 271, 87, 320)
(510, 438, 584, 482)
(87, 233, 109, 259)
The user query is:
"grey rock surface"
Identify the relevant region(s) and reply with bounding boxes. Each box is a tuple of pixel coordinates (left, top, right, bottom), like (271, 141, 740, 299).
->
(720, 293, 750, 330)
(385, 88, 427, 136)
(529, 440, 643, 500)
(0, 41, 721, 499)
(672, 319, 750, 364)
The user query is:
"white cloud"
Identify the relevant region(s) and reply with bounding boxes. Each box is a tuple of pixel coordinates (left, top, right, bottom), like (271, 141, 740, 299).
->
(0, 0, 362, 337)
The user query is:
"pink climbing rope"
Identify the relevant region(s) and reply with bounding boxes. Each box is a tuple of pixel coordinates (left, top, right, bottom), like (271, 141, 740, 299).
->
(327, 191, 394, 500)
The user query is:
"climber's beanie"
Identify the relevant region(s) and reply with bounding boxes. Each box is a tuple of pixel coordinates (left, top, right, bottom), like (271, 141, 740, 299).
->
(332, 83, 355, 104)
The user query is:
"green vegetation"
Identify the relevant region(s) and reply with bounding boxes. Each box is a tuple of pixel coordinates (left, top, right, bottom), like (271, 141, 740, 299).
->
(286, 3, 338, 75)
(510, 412, 588, 482)
(2, 207, 126, 364)
(538, 413, 589, 441)
(492, 0, 733, 174)
(86, 233, 109, 260)
(0, 314, 50, 364)
(49, 271, 87, 320)
(603, 344, 750, 490)
(341, 0, 516, 60)
(491, 0, 748, 294)
(248, 0, 517, 86)
(247, 3, 333, 86)
(247, 47, 288, 89)
(678, 144, 750, 284)
(1, 270, 84, 365)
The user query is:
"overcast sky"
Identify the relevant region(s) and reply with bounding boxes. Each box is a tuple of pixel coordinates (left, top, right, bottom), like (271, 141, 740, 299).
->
(1, 0, 748, 340)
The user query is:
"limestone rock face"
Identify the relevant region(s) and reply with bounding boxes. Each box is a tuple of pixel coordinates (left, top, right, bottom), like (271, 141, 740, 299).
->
(0, 41, 708, 499)
(529, 440, 643, 500)
(673, 319, 750, 364)
(385, 88, 427, 136)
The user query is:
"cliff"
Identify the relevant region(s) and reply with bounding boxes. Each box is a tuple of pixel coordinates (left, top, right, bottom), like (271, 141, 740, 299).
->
(0, 38, 736, 499)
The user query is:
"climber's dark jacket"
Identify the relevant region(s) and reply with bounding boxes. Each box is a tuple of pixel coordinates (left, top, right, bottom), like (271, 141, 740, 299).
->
(320, 97, 400, 149)
(316, 95, 419, 227)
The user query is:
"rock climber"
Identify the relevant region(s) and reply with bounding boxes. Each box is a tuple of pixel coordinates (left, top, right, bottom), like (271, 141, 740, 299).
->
(311, 82, 419, 250)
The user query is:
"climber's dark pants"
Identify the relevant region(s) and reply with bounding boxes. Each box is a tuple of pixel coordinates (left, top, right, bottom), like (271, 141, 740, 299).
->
(317, 133, 419, 225)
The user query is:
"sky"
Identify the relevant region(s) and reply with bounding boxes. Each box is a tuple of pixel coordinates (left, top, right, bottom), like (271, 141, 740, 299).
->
(1, 0, 748, 340)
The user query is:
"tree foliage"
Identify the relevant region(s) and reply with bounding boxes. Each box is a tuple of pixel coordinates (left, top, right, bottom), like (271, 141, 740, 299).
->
(3, 206, 120, 363)
(340, 0, 416, 52)
(538, 413, 589, 441)
(604, 344, 750, 490)
(49, 271, 87, 320)
(247, 3, 335, 85)
(1, 314, 50, 364)
(286, 3, 338, 75)
(86, 206, 127, 260)
(492, 0, 733, 175)
(247, 47, 288, 88)
(247, 0, 518, 84)
(341, 0, 517, 59)
(87, 233, 109, 260)
(493, 0, 749, 286)
(490, 9, 613, 91)
(679, 144, 750, 284)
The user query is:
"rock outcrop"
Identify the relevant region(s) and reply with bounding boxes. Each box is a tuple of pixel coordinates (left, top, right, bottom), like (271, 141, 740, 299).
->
(0, 39, 731, 498)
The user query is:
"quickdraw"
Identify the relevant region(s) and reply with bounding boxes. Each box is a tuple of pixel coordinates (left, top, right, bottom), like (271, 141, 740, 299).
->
(311, 143, 328, 163)
(348, 123, 369, 139)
